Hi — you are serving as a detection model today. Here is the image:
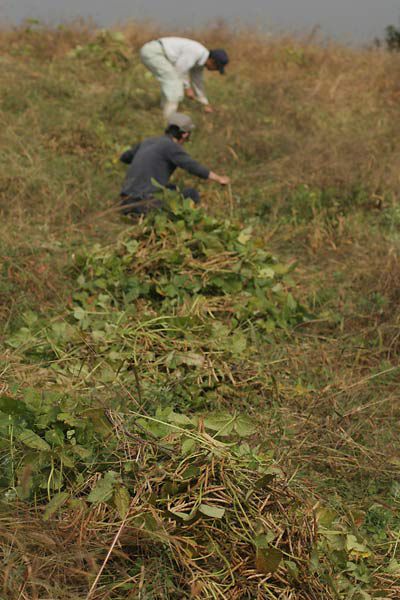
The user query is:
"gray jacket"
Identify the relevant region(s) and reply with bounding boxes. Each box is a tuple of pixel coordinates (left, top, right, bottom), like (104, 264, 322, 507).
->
(120, 135, 210, 199)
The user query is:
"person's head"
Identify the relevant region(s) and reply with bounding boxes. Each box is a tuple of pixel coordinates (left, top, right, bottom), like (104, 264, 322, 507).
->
(165, 113, 195, 144)
(206, 49, 229, 74)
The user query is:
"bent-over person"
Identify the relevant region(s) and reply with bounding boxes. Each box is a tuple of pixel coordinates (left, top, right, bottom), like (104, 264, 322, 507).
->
(119, 113, 230, 215)
(140, 37, 229, 118)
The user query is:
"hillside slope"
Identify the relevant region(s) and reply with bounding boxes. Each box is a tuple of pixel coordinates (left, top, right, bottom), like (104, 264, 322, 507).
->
(1, 22, 400, 599)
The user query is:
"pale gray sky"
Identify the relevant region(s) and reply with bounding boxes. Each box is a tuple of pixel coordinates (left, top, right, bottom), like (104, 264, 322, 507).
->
(2, 0, 400, 42)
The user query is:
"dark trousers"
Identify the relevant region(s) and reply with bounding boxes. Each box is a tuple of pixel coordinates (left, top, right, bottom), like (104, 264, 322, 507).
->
(120, 186, 200, 215)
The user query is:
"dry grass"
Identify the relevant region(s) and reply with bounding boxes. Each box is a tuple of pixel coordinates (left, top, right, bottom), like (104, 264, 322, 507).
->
(0, 419, 331, 600)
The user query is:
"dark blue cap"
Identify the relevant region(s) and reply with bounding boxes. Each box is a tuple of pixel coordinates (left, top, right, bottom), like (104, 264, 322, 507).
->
(209, 49, 229, 74)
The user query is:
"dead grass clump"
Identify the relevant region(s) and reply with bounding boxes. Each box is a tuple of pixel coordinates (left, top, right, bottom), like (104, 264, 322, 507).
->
(0, 422, 330, 600)
(0, 503, 95, 599)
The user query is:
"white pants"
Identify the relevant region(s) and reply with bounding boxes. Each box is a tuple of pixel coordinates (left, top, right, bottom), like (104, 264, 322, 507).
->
(140, 40, 184, 118)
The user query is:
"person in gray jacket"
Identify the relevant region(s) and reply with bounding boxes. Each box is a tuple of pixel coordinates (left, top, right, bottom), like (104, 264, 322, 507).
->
(119, 113, 229, 215)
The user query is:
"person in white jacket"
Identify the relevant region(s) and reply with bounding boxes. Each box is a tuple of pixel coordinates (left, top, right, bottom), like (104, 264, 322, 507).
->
(140, 37, 229, 118)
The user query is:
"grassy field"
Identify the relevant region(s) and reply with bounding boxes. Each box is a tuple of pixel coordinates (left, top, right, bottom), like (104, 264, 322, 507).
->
(1, 21, 400, 599)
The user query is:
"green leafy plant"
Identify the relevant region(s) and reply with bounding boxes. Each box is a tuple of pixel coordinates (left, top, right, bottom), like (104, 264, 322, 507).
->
(68, 30, 131, 70)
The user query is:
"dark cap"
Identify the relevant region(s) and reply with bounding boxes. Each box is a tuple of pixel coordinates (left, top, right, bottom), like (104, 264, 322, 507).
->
(209, 48, 229, 74)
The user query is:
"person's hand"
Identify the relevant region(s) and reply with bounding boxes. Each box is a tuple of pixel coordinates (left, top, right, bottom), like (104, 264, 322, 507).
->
(204, 104, 214, 113)
(208, 171, 230, 185)
(185, 87, 195, 100)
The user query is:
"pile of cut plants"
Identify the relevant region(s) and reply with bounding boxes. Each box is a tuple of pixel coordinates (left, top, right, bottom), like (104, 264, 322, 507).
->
(2, 198, 397, 599)
(6, 197, 306, 405)
(0, 386, 329, 599)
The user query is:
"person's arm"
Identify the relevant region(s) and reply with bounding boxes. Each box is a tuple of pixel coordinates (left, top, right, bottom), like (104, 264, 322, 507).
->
(169, 144, 210, 178)
(174, 53, 198, 81)
(168, 144, 229, 185)
(182, 75, 191, 90)
(174, 56, 194, 95)
(120, 143, 140, 165)
(174, 48, 205, 93)
(190, 66, 209, 106)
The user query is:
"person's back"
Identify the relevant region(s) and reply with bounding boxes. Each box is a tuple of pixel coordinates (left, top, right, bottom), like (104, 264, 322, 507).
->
(121, 135, 179, 200)
(158, 37, 209, 68)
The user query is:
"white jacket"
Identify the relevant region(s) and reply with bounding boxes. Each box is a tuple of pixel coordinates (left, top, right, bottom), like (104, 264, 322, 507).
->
(159, 37, 210, 105)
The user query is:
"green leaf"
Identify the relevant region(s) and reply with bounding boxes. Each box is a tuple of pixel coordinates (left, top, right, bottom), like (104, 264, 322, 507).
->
(345, 534, 371, 557)
(73, 306, 86, 320)
(310, 548, 320, 573)
(6, 326, 38, 348)
(88, 471, 119, 504)
(387, 558, 400, 574)
(122, 240, 139, 254)
(17, 429, 51, 451)
(238, 227, 252, 245)
(234, 415, 256, 437)
(271, 263, 292, 276)
(167, 509, 199, 524)
(72, 445, 92, 459)
(43, 492, 69, 521)
(57, 413, 85, 428)
(180, 465, 200, 480)
(256, 546, 282, 574)
(136, 417, 170, 438)
(181, 438, 196, 454)
(22, 310, 39, 327)
(58, 451, 75, 468)
(167, 412, 194, 426)
(345, 560, 371, 584)
(229, 331, 247, 356)
(316, 507, 337, 528)
(0, 396, 33, 418)
(199, 504, 225, 519)
(83, 409, 113, 435)
(320, 530, 346, 551)
(286, 293, 297, 311)
(113, 486, 131, 518)
(45, 428, 65, 447)
(255, 473, 276, 489)
(204, 414, 234, 436)
(258, 267, 275, 279)
(254, 532, 275, 548)
(285, 560, 299, 579)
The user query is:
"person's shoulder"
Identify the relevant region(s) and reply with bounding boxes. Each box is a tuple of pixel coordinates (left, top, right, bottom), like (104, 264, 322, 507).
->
(141, 135, 164, 146)
(156, 135, 173, 145)
(160, 36, 190, 43)
(148, 136, 178, 155)
(161, 137, 189, 158)
(161, 36, 204, 48)
(150, 135, 170, 145)
(161, 136, 181, 153)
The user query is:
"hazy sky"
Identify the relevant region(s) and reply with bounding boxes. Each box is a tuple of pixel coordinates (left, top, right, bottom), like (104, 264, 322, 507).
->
(2, 0, 400, 42)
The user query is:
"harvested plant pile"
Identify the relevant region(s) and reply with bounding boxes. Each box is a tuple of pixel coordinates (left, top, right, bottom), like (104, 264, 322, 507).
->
(0, 405, 329, 599)
(6, 198, 305, 402)
(1, 201, 377, 599)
